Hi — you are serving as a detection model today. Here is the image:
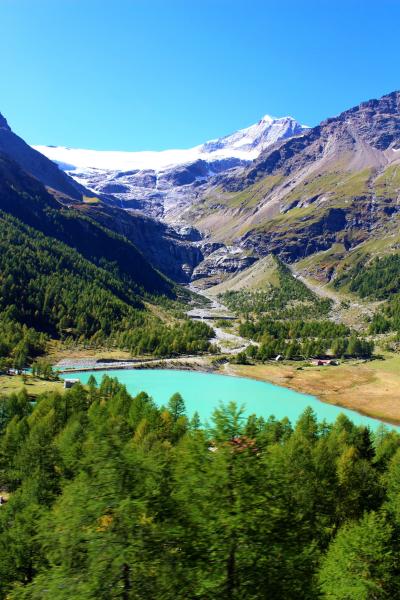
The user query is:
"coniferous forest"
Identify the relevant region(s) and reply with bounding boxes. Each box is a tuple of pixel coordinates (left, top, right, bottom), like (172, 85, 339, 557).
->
(221, 259, 374, 361)
(1, 377, 400, 599)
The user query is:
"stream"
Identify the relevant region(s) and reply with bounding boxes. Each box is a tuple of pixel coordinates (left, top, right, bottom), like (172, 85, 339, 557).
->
(187, 285, 251, 354)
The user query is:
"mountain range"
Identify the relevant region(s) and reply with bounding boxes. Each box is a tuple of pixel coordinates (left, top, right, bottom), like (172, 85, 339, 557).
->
(1, 90, 400, 290)
(0, 113, 85, 201)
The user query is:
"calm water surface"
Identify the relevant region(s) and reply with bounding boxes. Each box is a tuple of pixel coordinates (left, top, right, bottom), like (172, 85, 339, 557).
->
(60, 368, 399, 431)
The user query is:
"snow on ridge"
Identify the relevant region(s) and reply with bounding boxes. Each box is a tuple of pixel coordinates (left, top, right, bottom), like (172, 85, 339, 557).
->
(33, 145, 202, 172)
(33, 144, 261, 173)
(33, 114, 307, 174)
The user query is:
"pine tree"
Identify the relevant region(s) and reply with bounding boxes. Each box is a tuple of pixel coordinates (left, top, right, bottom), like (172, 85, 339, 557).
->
(167, 393, 186, 422)
(319, 512, 397, 599)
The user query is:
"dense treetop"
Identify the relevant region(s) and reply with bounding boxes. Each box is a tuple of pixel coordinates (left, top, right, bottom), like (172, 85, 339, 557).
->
(1, 379, 400, 598)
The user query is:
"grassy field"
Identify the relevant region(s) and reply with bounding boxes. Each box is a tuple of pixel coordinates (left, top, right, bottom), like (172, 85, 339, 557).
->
(225, 353, 400, 426)
(46, 341, 133, 364)
(0, 374, 64, 398)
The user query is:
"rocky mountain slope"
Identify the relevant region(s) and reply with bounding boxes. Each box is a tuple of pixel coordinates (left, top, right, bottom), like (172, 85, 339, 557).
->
(0, 113, 87, 201)
(183, 90, 400, 282)
(5, 91, 400, 291)
(0, 111, 210, 283)
(27, 113, 309, 284)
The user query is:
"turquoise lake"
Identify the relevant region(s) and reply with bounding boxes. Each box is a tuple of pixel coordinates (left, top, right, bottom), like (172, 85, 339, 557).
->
(60, 368, 399, 431)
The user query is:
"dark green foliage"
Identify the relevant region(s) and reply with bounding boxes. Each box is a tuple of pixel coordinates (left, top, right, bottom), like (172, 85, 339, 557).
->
(334, 253, 400, 336)
(0, 155, 215, 364)
(0, 381, 399, 599)
(335, 253, 400, 300)
(0, 210, 144, 360)
(0, 209, 143, 333)
(31, 361, 57, 380)
(370, 294, 400, 335)
(230, 350, 250, 364)
(118, 318, 214, 356)
(0, 314, 46, 369)
(167, 393, 186, 421)
(319, 512, 399, 599)
(0, 203, 213, 363)
(240, 318, 373, 360)
(0, 154, 173, 298)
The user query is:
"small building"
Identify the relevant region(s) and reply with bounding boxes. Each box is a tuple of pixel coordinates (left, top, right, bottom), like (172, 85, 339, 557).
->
(312, 359, 338, 367)
(7, 368, 20, 376)
(64, 378, 80, 389)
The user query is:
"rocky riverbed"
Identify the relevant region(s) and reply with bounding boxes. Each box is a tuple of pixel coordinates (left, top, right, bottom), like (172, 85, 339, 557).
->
(187, 285, 251, 354)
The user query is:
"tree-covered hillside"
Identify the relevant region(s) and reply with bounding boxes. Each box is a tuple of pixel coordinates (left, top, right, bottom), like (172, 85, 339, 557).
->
(0, 154, 173, 297)
(221, 257, 373, 361)
(0, 154, 217, 365)
(334, 254, 400, 300)
(0, 209, 215, 366)
(1, 379, 400, 598)
(334, 253, 400, 337)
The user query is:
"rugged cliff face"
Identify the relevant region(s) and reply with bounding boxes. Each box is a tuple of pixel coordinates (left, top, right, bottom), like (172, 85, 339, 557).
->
(80, 204, 259, 285)
(61, 91, 400, 283)
(80, 205, 205, 283)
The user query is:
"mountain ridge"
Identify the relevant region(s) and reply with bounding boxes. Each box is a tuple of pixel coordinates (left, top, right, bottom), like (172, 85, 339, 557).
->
(0, 112, 87, 201)
(33, 114, 308, 171)
(3, 90, 400, 290)
(179, 90, 400, 274)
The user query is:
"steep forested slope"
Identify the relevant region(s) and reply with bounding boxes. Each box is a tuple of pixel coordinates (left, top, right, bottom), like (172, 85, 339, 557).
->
(0, 155, 173, 297)
(333, 253, 400, 336)
(0, 154, 216, 365)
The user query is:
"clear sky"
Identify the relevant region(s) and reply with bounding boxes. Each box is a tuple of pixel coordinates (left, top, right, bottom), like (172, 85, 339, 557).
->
(0, 0, 399, 151)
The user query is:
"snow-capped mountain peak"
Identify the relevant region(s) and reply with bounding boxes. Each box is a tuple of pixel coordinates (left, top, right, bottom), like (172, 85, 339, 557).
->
(34, 114, 307, 174)
(32, 113, 308, 219)
(199, 115, 306, 156)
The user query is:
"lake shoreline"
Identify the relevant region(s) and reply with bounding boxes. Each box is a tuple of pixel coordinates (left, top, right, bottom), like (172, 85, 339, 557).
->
(224, 361, 400, 428)
(55, 354, 400, 429)
(60, 365, 394, 431)
(57, 357, 216, 375)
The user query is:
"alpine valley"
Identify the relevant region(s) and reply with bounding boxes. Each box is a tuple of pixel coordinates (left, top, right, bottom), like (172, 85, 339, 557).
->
(1, 91, 400, 396)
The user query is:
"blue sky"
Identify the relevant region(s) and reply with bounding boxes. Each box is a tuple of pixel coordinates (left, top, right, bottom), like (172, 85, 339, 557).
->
(0, 0, 399, 150)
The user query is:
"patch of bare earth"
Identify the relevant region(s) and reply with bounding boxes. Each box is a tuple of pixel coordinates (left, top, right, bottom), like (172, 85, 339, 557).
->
(225, 361, 400, 426)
